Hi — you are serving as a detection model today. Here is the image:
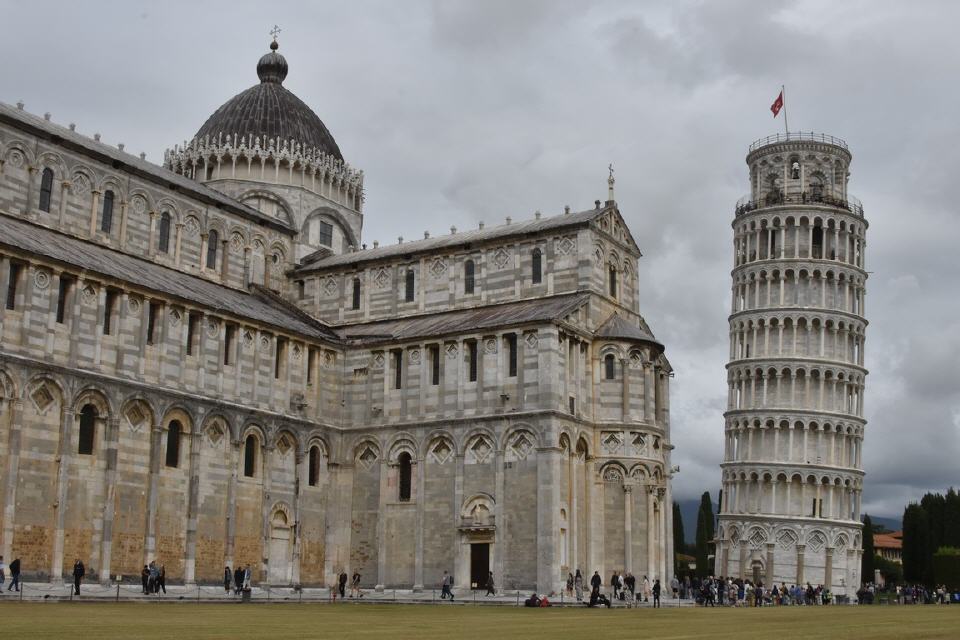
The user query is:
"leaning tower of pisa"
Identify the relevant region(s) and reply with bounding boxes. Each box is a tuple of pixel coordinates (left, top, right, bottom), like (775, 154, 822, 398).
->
(715, 133, 868, 595)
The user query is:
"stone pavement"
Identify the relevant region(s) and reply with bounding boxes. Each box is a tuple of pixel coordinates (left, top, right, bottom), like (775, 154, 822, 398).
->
(0, 582, 695, 607)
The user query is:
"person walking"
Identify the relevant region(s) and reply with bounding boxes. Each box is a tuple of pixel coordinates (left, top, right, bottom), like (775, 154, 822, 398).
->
(574, 569, 584, 602)
(141, 565, 150, 594)
(351, 571, 363, 598)
(440, 571, 454, 601)
(626, 573, 636, 601)
(72, 558, 85, 595)
(485, 571, 496, 596)
(158, 564, 167, 594)
(6, 558, 19, 592)
(565, 572, 574, 598)
(243, 564, 252, 590)
(610, 571, 619, 600)
(338, 571, 347, 598)
(224, 566, 232, 594)
(641, 575, 650, 603)
(652, 579, 662, 608)
(590, 570, 602, 594)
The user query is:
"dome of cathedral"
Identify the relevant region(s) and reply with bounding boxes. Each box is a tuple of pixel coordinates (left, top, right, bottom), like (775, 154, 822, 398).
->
(193, 40, 343, 161)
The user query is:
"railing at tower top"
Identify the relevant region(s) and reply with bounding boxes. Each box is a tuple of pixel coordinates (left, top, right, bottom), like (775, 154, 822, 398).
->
(735, 192, 864, 218)
(748, 132, 849, 153)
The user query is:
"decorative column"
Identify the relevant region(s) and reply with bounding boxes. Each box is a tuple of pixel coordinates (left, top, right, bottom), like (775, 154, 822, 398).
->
(1, 399, 24, 561)
(413, 453, 426, 591)
(224, 438, 240, 569)
(98, 416, 121, 583)
(824, 547, 834, 591)
(796, 544, 805, 585)
(623, 483, 633, 575)
(183, 429, 202, 585)
(50, 405, 74, 582)
(765, 542, 775, 587)
(536, 445, 562, 593)
(143, 424, 163, 564)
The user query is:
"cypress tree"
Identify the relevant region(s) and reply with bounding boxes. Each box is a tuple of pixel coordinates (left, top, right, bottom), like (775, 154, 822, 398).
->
(861, 514, 875, 584)
(673, 501, 686, 556)
(944, 488, 960, 548)
(695, 491, 714, 577)
(902, 503, 929, 583)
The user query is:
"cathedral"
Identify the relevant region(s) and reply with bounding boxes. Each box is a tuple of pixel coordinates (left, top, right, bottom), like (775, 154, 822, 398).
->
(0, 39, 674, 592)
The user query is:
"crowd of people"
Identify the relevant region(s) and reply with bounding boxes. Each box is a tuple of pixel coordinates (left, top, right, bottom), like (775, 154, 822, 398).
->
(857, 582, 958, 605)
(140, 561, 167, 594)
(223, 565, 253, 596)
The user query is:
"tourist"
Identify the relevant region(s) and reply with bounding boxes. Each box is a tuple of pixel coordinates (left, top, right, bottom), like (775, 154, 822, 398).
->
(338, 571, 347, 598)
(565, 572, 574, 598)
(234, 566, 244, 595)
(524, 592, 540, 607)
(754, 582, 763, 607)
(652, 579, 661, 608)
(141, 565, 150, 594)
(158, 564, 167, 594)
(440, 571, 454, 600)
(574, 569, 584, 601)
(641, 575, 651, 602)
(351, 571, 362, 598)
(72, 558, 85, 595)
(486, 571, 496, 596)
(224, 566, 232, 594)
(588, 586, 611, 608)
(0, 555, 6, 590)
(625, 572, 636, 601)
(590, 571, 602, 593)
(148, 561, 159, 593)
(610, 571, 619, 600)
(6, 558, 19, 592)
(243, 564, 252, 590)
(670, 576, 679, 600)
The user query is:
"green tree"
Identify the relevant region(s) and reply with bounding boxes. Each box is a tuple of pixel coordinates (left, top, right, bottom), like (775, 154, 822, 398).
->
(944, 488, 960, 548)
(672, 501, 686, 556)
(902, 503, 929, 583)
(695, 492, 714, 577)
(861, 514, 876, 584)
(921, 492, 946, 583)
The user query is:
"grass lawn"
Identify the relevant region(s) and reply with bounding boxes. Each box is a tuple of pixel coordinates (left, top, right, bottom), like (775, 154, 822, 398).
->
(1, 602, 958, 639)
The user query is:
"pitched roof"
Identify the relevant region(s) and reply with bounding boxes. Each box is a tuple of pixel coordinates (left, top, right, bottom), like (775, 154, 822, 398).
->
(338, 292, 591, 345)
(595, 312, 662, 348)
(0, 102, 291, 233)
(874, 531, 903, 550)
(0, 214, 338, 342)
(294, 205, 615, 272)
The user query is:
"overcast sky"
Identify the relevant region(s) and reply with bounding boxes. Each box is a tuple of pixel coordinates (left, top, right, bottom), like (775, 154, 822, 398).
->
(2, 0, 958, 521)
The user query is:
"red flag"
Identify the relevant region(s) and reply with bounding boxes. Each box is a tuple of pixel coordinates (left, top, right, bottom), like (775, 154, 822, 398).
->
(770, 91, 784, 117)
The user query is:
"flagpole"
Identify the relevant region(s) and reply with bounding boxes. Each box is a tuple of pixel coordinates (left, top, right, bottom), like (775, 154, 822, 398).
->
(782, 84, 789, 135)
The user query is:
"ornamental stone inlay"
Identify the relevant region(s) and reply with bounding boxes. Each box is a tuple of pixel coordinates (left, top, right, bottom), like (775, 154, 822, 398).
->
(82, 284, 98, 306)
(184, 216, 200, 237)
(7, 150, 24, 168)
(71, 173, 89, 196)
(445, 343, 458, 359)
(557, 236, 576, 256)
(131, 195, 146, 214)
(34, 269, 50, 290)
(128, 297, 141, 314)
(373, 268, 390, 289)
(322, 277, 338, 297)
(492, 247, 510, 269)
(429, 258, 447, 278)
(524, 332, 538, 349)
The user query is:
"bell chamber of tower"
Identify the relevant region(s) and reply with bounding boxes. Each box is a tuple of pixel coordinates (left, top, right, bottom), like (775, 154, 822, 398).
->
(715, 132, 868, 595)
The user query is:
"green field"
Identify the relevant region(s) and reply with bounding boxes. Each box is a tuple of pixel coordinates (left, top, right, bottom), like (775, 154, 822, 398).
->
(1, 602, 958, 639)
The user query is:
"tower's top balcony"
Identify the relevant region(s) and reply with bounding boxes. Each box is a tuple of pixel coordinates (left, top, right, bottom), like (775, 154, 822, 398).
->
(748, 132, 849, 154)
(735, 192, 864, 218)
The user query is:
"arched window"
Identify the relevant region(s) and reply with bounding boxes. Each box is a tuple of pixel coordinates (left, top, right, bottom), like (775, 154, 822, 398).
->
(39, 167, 54, 212)
(206, 229, 219, 269)
(405, 269, 415, 302)
(165, 420, 181, 468)
(78, 404, 97, 455)
(608, 265, 618, 298)
(308, 445, 321, 486)
(351, 278, 361, 310)
(398, 452, 412, 502)
(532, 248, 542, 284)
(244, 434, 258, 477)
(604, 354, 616, 380)
(101, 190, 115, 233)
(464, 260, 475, 294)
(158, 212, 171, 253)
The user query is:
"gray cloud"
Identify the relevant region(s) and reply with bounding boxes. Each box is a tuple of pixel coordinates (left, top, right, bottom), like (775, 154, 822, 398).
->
(3, 0, 958, 521)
